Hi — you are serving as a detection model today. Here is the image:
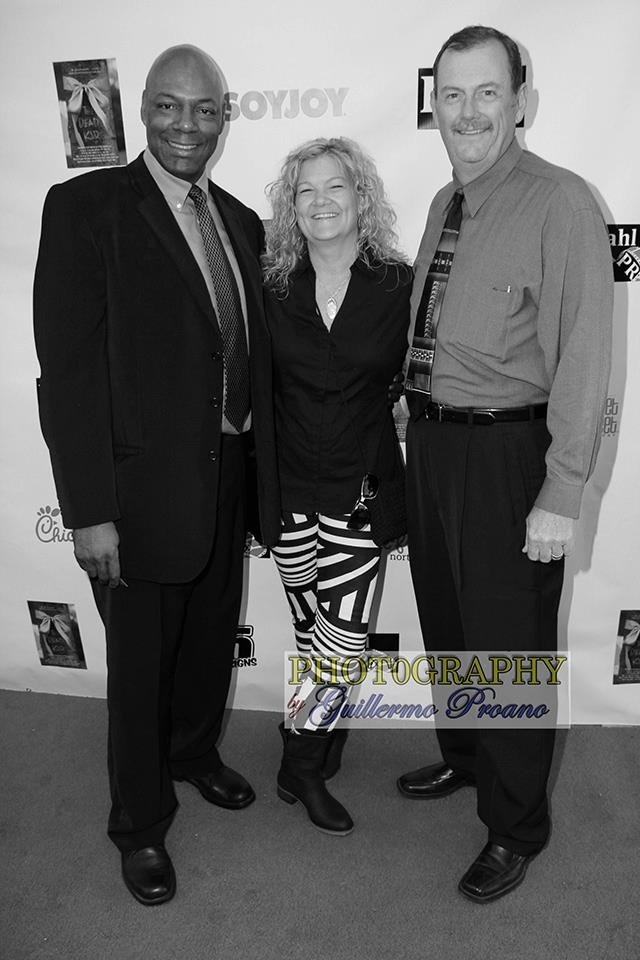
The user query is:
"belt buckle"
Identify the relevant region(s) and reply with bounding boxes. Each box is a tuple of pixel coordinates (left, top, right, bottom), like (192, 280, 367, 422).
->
(474, 410, 496, 425)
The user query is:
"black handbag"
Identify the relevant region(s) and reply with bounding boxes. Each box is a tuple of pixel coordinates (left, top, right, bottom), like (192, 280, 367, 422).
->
(340, 387, 407, 548)
(363, 433, 407, 548)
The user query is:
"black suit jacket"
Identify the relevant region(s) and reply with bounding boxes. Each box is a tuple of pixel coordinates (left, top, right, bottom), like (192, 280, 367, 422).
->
(34, 153, 280, 582)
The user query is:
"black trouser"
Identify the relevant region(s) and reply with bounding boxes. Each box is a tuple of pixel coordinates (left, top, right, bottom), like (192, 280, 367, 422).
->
(92, 434, 247, 852)
(406, 415, 564, 855)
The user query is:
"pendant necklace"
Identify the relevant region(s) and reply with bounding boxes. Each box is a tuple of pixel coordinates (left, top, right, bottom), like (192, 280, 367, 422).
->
(318, 272, 350, 325)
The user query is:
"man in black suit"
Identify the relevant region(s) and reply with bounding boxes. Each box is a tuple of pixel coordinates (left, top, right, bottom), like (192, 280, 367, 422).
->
(34, 45, 280, 905)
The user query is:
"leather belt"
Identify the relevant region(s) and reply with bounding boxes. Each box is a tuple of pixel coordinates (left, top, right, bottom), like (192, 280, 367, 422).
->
(423, 402, 548, 425)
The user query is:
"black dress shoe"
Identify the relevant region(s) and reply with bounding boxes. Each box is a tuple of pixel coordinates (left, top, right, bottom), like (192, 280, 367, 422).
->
(121, 845, 176, 906)
(458, 842, 535, 903)
(174, 765, 255, 809)
(397, 762, 473, 799)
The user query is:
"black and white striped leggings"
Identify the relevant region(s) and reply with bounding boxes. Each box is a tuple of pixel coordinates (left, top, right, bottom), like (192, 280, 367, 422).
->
(271, 512, 382, 664)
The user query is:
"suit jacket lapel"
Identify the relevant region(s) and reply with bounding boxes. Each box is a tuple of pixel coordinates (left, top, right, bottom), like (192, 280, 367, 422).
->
(210, 183, 263, 337)
(128, 155, 221, 332)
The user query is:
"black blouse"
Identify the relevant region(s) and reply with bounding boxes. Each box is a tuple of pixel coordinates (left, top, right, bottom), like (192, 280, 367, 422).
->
(266, 255, 412, 514)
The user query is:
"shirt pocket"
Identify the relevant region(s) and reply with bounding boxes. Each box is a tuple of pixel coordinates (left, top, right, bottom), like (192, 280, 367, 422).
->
(451, 278, 513, 360)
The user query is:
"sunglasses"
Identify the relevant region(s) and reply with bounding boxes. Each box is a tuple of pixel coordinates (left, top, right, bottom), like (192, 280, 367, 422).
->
(347, 473, 379, 530)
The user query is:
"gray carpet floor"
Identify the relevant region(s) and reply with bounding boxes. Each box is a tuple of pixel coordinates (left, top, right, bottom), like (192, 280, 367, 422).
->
(0, 689, 638, 960)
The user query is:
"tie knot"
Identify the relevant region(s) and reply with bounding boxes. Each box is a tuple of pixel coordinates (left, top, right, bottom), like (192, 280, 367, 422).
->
(188, 184, 207, 209)
(445, 190, 464, 230)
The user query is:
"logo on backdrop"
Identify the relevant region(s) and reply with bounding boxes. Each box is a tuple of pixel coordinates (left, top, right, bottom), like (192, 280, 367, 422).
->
(233, 625, 258, 669)
(416, 69, 436, 130)
(35, 505, 72, 543)
(389, 545, 410, 562)
(417, 66, 527, 130)
(608, 225, 640, 281)
(224, 88, 348, 122)
(35, 509, 275, 556)
(602, 396, 619, 437)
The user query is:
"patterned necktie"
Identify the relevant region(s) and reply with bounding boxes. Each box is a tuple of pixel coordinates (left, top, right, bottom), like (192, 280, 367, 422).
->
(188, 184, 250, 431)
(405, 189, 464, 415)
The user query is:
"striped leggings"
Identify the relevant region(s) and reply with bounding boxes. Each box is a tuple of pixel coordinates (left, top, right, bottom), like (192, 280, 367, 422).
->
(271, 511, 382, 668)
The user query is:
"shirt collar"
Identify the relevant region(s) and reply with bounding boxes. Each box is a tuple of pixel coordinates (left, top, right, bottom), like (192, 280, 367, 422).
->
(291, 248, 393, 282)
(143, 147, 210, 211)
(454, 137, 522, 218)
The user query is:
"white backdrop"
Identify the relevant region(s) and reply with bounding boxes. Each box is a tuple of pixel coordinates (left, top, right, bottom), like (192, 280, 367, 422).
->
(1, 0, 638, 724)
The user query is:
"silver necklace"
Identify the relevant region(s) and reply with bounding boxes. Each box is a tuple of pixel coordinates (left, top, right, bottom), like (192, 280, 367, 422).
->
(318, 273, 350, 322)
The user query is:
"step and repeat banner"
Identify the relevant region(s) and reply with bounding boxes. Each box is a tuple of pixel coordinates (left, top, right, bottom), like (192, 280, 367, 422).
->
(2, 0, 638, 724)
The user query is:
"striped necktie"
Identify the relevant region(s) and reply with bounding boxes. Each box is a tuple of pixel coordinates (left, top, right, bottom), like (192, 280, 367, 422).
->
(188, 184, 250, 431)
(405, 189, 464, 415)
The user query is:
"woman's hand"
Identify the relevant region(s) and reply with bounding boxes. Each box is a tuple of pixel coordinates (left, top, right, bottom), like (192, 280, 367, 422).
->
(383, 534, 408, 551)
(387, 371, 405, 406)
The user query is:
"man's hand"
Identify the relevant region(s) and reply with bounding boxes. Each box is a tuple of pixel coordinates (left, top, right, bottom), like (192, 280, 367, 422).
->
(522, 506, 575, 563)
(73, 522, 121, 587)
(387, 371, 405, 406)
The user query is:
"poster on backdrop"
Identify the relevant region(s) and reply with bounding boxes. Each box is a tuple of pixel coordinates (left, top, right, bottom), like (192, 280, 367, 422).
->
(52, 58, 127, 168)
(27, 601, 87, 670)
(613, 611, 640, 685)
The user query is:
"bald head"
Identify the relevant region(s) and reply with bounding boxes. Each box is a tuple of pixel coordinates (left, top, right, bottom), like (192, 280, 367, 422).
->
(144, 45, 222, 93)
(141, 45, 225, 182)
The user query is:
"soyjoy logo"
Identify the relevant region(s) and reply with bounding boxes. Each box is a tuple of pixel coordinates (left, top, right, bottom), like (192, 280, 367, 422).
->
(233, 625, 258, 668)
(35, 505, 73, 544)
(602, 396, 620, 437)
(224, 88, 348, 122)
(608, 225, 640, 281)
(418, 66, 526, 130)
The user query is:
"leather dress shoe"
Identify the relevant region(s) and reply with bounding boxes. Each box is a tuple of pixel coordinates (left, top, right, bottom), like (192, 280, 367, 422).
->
(121, 845, 176, 906)
(458, 842, 535, 903)
(174, 765, 255, 809)
(397, 762, 473, 799)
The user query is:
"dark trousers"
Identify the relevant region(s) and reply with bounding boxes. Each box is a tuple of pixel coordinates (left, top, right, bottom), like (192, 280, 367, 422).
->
(406, 415, 564, 855)
(92, 434, 247, 852)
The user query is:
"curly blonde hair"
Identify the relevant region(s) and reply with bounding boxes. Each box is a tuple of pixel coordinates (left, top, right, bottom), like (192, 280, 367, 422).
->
(262, 137, 406, 293)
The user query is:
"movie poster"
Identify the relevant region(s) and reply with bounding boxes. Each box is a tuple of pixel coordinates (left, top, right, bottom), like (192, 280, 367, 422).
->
(53, 58, 126, 168)
(27, 601, 87, 669)
(613, 610, 640, 684)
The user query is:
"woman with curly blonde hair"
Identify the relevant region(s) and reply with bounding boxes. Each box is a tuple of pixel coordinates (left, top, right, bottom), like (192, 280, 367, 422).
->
(263, 137, 412, 836)
(263, 137, 405, 292)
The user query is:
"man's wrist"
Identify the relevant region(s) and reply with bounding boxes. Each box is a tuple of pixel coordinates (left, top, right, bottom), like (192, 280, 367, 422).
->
(534, 477, 582, 520)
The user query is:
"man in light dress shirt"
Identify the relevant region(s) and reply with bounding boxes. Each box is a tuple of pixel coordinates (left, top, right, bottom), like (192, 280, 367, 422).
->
(400, 25, 613, 902)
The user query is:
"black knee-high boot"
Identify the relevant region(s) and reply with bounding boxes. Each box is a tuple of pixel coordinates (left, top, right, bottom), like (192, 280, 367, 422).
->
(277, 723, 353, 835)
